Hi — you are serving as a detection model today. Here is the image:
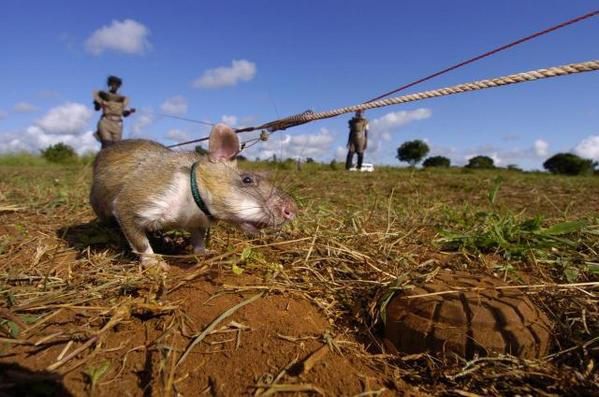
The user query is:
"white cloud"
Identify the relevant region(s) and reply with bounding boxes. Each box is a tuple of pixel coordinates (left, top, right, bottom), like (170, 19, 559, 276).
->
(574, 135, 599, 160)
(35, 103, 92, 135)
(534, 139, 549, 157)
(244, 128, 336, 161)
(13, 102, 38, 113)
(0, 102, 98, 154)
(370, 108, 432, 131)
(85, 19, 151, 55)
(221, 115, 238, 126)
(193, 59, 256, 89)
(166, 129, 189, 142)
(240, 109, 431, 163)
(160, 96, 188, 116)
(366, 108, 432, 155)
(290, 129, 335, 148)
(26, 127, 98, 154)
(130, 109, 154, 135)
(335, 146, 348, 161)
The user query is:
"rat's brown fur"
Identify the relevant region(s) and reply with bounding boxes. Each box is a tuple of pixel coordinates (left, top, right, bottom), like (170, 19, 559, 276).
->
(90, 124, 296, 269)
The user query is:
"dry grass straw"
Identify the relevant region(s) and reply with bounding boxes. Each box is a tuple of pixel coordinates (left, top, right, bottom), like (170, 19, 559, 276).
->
(0, 164, 598, 395)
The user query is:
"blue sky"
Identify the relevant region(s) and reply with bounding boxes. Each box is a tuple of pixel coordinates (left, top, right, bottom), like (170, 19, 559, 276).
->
(0, 1, 597, 169)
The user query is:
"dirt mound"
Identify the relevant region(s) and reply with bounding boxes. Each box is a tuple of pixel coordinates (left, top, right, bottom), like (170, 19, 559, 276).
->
(1, 271, 398, 396)
(383, 271, 552, 359)
(159, 274, 386, 396)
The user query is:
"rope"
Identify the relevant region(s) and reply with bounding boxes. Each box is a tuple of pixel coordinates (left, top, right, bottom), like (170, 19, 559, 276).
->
(236, 60, 599, 134)
(166, 10, 597, 149)
(364, 10, 598, 103)
(168, 60, 599, 148)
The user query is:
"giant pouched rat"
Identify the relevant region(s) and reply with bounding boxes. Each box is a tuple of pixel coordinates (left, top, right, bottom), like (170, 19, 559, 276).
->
(90, 124, 297, 269)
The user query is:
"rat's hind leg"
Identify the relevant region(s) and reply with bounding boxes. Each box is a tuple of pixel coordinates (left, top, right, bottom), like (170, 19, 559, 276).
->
(113, 208, 169, 270)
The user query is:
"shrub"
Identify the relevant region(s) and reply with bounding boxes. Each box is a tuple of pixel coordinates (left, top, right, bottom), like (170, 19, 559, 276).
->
(423, 155, 450, 168)
(465, 155, 495, 169)
(543, 153, 595, 176)
(41, 143, 77, 164)
(507, 164, 522, 172)
(396, 140, 430, 166)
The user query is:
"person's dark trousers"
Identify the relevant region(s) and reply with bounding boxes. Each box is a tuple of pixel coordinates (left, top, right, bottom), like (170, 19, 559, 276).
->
(345, 151, 354, 170)
(356, 152, 364, 169)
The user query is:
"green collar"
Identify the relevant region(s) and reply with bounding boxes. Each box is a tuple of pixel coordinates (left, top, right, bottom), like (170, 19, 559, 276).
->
(190, 162, 213, 219)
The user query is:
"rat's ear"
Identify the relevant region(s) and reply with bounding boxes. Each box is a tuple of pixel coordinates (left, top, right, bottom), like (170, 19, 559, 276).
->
(208, 123, 240, 162)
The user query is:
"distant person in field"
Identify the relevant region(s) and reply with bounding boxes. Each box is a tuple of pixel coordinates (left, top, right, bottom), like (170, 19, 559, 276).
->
(345, 110, 369, 170)
(93, 75, 136, 149)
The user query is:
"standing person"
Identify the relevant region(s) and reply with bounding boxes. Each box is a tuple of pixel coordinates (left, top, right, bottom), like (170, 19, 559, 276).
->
(345, 110, 369, 170)
(93, 75, 136, 149)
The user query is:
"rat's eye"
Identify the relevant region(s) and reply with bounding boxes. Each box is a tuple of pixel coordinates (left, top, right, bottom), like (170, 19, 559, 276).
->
(242, 175, 254, 184)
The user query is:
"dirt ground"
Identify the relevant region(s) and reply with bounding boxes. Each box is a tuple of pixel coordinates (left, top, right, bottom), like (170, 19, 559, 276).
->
(1, 164, 598, 396)
(2, 273, 393, 396)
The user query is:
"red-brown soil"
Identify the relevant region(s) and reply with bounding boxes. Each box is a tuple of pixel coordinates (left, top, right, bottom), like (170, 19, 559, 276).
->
(1, 166, 598, 396)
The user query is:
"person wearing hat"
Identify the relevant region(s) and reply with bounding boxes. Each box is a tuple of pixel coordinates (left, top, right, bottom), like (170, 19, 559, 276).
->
(93, 75, 136, 148)
(345, 110, 369, 170)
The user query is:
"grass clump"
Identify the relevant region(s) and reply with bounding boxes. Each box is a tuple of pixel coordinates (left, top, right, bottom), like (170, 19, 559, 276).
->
(436, 175, 598, 280)
(437, 211, 586, 257)
(438, 188, 597, 281)
(0, 153, 49, 166)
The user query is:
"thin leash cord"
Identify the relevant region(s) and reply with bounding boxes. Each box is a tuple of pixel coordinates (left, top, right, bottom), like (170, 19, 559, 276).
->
(236, 60, 599, 133)
(167, 10, 598, 149)
(364, 10, 598, 103)
(168, 60, 599, 149)
(159, 114, 216, 149)
(158, 113, 215, 126)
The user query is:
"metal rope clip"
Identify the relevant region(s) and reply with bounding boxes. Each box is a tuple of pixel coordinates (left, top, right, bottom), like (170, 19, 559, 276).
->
(259, 130, 269, 141)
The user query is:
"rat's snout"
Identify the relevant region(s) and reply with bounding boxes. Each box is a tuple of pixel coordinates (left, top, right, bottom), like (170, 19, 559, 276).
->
(281, 204, 295, 220)
(279, 196, 298, 221)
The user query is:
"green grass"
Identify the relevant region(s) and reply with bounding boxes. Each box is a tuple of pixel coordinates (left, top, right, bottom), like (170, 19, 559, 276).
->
(0, 153, 50, 166)
(0, 152, 96, 167)
(1, 160, 598, 396)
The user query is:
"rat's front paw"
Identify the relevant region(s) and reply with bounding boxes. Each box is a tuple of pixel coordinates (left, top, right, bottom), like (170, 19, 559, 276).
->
(141, 254, 170, 271)
(192, 246, 213, 256)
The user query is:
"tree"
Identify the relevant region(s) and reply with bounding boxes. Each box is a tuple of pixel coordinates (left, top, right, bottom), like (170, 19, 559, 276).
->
(396, 140, 430, 166)
(41, 143, 77, 163)
(465, 155, 495, 169)
(306, 157, 315, 164)
(543, 153, 595, 176)
(507, 164, 522, 172)
(422, 155, 450, 168)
